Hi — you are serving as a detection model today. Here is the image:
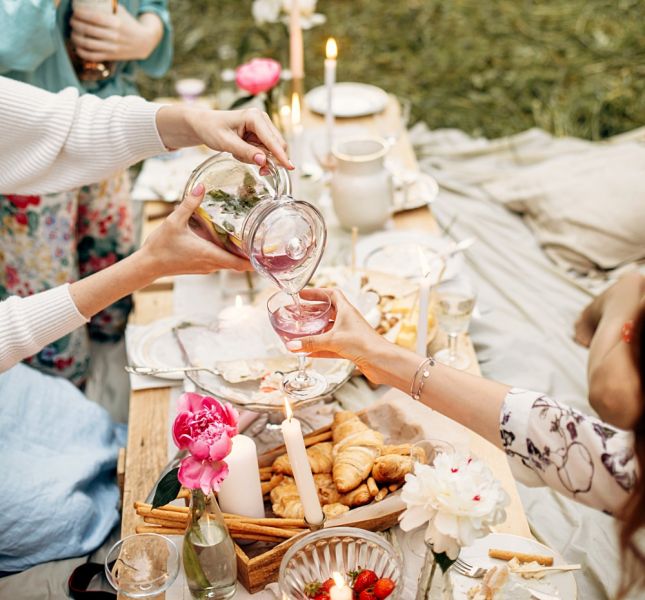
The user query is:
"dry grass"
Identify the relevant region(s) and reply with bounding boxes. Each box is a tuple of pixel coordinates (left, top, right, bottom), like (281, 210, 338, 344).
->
(138, 0, 645, 140)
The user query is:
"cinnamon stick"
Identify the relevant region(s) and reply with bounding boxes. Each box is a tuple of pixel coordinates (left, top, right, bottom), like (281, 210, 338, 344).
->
(136, 525, 186, 535)
(261, 475, 284, 495)
(134, 501, 190, 514)
(225, 521, 302, 539)
(222, 514, 306, 528)
(144, 516, 188, 528)
(135, 506, 190, 522)
(231, 533, 284, 544)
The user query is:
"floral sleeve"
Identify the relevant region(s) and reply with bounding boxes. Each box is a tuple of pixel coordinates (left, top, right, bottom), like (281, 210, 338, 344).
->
(499, 388, 637, 515)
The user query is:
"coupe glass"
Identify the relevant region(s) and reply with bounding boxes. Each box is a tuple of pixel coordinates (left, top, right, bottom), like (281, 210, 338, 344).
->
(104, 533, 179, 598)
(433, 275, 476, 370)
(267, 289, 333, 400)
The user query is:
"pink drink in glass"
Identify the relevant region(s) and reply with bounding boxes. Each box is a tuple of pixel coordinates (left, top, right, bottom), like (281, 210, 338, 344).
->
(269, 302, 332, 344)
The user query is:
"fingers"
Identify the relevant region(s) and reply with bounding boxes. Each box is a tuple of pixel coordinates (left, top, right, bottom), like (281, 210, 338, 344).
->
(70, 16, 118, 41)
(70, 31, 116, 53)
(172, 183, 205, 224)
(203, 245, 253, 272)
(242, 109, 292, 169)
(286, 333, 331, 355)
(72, 7, 117, 28)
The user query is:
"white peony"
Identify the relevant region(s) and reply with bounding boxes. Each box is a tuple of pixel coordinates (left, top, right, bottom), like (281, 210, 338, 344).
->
(400, 453, 509, 559)
(252, 0, 282, 24)
(281, 0, 326, 29)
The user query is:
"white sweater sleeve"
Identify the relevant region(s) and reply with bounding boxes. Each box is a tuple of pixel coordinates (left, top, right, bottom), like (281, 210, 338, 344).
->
(0, 75, 167, 195)
(0, 284, 88, 372)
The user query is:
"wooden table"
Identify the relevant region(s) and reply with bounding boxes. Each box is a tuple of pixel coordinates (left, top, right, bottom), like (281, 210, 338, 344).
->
(120, 98, 531, 597)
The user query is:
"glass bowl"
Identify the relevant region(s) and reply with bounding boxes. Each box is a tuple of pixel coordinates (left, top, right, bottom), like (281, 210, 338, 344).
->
(279, 527, 403, 599)
(104, 533, 180, 598)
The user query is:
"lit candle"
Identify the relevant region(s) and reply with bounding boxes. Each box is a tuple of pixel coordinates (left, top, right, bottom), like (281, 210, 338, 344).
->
(416, 275, 431, 356)
(216, 434, 265, 518)
(289, 0, 304, 80)
(330, 572, 353, 600)
(290, 92, 304, 197)
(280, 398, 324, 525)
(219, 295, 254, 329)
(324, 38, 337, 156)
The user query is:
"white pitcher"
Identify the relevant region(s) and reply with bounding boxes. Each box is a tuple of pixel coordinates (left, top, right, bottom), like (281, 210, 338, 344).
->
(330, 136, 393, 232)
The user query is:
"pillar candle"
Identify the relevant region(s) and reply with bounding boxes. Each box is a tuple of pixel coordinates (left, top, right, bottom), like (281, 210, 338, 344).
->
(281, 399, 324, 525)
(217, 434, 265, 518)
(416, 275, 431, 356)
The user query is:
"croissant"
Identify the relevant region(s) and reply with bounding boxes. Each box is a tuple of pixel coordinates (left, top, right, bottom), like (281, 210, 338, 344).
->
(339, 483, 372, 507)
(332, 412, 384, 493)
(270, 474, 342, 519)
(314, 473, 342, 505)
(381, 444, 426, 464)
(323, 502, 350, 519)
(372, 454, 414, 484)
(273, 442, 333, 475)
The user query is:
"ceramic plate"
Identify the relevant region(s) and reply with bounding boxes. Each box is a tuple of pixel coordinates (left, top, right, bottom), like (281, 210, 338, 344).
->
(356, 231, 465, 281)
(305, 83, 389, 117)
(451, 533, 577, 599)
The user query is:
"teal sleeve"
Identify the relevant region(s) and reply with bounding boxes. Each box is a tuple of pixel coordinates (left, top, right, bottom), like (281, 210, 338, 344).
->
(0, 2, 58, 73)
(137, 0, 172, 78)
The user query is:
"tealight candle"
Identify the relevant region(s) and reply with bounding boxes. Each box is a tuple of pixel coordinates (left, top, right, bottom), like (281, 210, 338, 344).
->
(218, 295, 254, 329)
(280, 398, 324, 525)
(217, 434, 265, 518)
(330, 572, 353, 600)
(324, 38, 337, 156)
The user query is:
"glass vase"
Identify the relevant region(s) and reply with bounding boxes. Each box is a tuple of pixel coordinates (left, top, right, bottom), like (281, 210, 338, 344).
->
(415, 541, 454, 600)
(183, 490, 237, 600)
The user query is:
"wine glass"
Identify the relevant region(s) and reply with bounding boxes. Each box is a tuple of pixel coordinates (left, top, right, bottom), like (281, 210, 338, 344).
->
(104, 533, 180, 598)
(375, 96, 412, 149)
(433, 275, 476, 370)
(267, 289, 333, 400)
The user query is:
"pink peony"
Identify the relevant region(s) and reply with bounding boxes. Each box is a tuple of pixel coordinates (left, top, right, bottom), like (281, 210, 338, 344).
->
(172, 392, 239, 494)
(235, 58, 281, 95)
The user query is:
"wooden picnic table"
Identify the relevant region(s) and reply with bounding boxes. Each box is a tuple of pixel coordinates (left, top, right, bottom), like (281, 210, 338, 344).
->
(120, 97, 531, 598)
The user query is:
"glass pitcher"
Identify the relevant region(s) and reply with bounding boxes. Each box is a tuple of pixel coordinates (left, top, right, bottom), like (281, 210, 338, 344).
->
(184, 153, 326, 295)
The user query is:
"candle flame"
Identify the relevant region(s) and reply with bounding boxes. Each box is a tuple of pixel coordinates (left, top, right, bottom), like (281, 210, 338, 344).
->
(326, 37, 338, 60)
(284, 397, 293, 420)
(291, 93, 301, 126)
(234, 294, 244, 308)
(332, 571, 346, 588)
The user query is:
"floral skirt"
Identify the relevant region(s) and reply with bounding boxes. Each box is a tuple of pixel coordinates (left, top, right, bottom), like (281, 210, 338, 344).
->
(0, 171, 135, 386)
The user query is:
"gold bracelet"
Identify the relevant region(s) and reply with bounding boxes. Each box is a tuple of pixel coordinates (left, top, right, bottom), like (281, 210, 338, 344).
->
(410, 356, 435, 401)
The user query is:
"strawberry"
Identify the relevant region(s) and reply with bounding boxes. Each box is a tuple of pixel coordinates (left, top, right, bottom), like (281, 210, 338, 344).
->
(304, 581, 322, 597)
(373, 578, 396, 599)
(320, 578, 335, 592)
(313, 593, 330, 600)
(353, 569, 378, 593)
(358, 589, 376, 600)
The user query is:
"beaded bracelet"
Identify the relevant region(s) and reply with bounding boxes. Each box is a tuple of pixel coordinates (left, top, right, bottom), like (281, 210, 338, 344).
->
(410, 356, 436, 401)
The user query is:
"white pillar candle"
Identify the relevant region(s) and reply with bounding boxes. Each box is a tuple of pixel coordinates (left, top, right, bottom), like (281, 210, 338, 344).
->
(324, 38, 337, 156)
(330, 572, 353, 600)
(281, 399, 324, 525)
(416, 275, 431, 356)
(289, 0, 304, 80)
(217, 434, 265, 518)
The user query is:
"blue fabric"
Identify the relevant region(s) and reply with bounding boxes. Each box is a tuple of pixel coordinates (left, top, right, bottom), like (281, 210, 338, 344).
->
(0, 363, 127, 572)
(0, 0, 172, 97)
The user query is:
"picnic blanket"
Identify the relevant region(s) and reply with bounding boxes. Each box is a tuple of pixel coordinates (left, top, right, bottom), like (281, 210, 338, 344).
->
(0, 363, 126, 574)
(410, 124, 645, 599)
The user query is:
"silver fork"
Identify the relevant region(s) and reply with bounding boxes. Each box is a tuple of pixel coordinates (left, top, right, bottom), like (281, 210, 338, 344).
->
(452, 558, 487, 578)
(125, 365, 221, 377)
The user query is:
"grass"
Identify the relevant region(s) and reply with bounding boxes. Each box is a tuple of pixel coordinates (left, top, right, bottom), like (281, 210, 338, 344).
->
(139, 0, 645, 140)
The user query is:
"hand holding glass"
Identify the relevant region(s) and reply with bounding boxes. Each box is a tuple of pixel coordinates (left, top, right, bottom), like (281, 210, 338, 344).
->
(267, 289, 333, 400)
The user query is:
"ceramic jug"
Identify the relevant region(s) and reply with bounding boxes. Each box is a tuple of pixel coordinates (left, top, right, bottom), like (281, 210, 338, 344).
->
(330, 137, 393, 232)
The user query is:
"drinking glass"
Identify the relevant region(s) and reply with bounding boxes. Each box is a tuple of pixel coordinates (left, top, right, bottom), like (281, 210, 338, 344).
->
(375, 96, 412, 148)
(267, 289, 333, 400)
(104, 533, 179, 598)
(433, 275, 476, 370)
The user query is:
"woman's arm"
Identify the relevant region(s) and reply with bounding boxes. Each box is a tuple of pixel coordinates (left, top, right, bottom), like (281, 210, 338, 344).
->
(0, 185, 250, 372)
(294, 289, 636, 514)
(0, 1, 59, 73)
(0, 76, 290, 195)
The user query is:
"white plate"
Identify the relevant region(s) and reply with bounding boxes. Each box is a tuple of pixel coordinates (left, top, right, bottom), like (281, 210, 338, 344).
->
(355, 231, 465, 281)
(128, 316, 211, 381)
(305, 82, 389, 117)
(451, 533, 577, 599)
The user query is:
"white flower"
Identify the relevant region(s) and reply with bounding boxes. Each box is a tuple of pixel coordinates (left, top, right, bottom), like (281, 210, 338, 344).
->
(281, 0, 326, 29)
(252, 0, 282, 24)
(399, 453, 509, 560)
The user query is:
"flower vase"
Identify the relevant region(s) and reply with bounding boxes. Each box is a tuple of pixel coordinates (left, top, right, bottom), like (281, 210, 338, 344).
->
(183, 490, 237, 600)
(416, 541, 454, 600)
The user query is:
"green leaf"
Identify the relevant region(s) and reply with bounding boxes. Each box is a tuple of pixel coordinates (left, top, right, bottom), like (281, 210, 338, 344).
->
(183, 532, 212, 589)
(433, 550, 457, 574)
(152, 467, 181, 508)
(229, 94, 255, 109)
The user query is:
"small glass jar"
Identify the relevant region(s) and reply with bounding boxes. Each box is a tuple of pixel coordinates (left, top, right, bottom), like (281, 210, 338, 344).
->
(184, 153, 327, 295)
